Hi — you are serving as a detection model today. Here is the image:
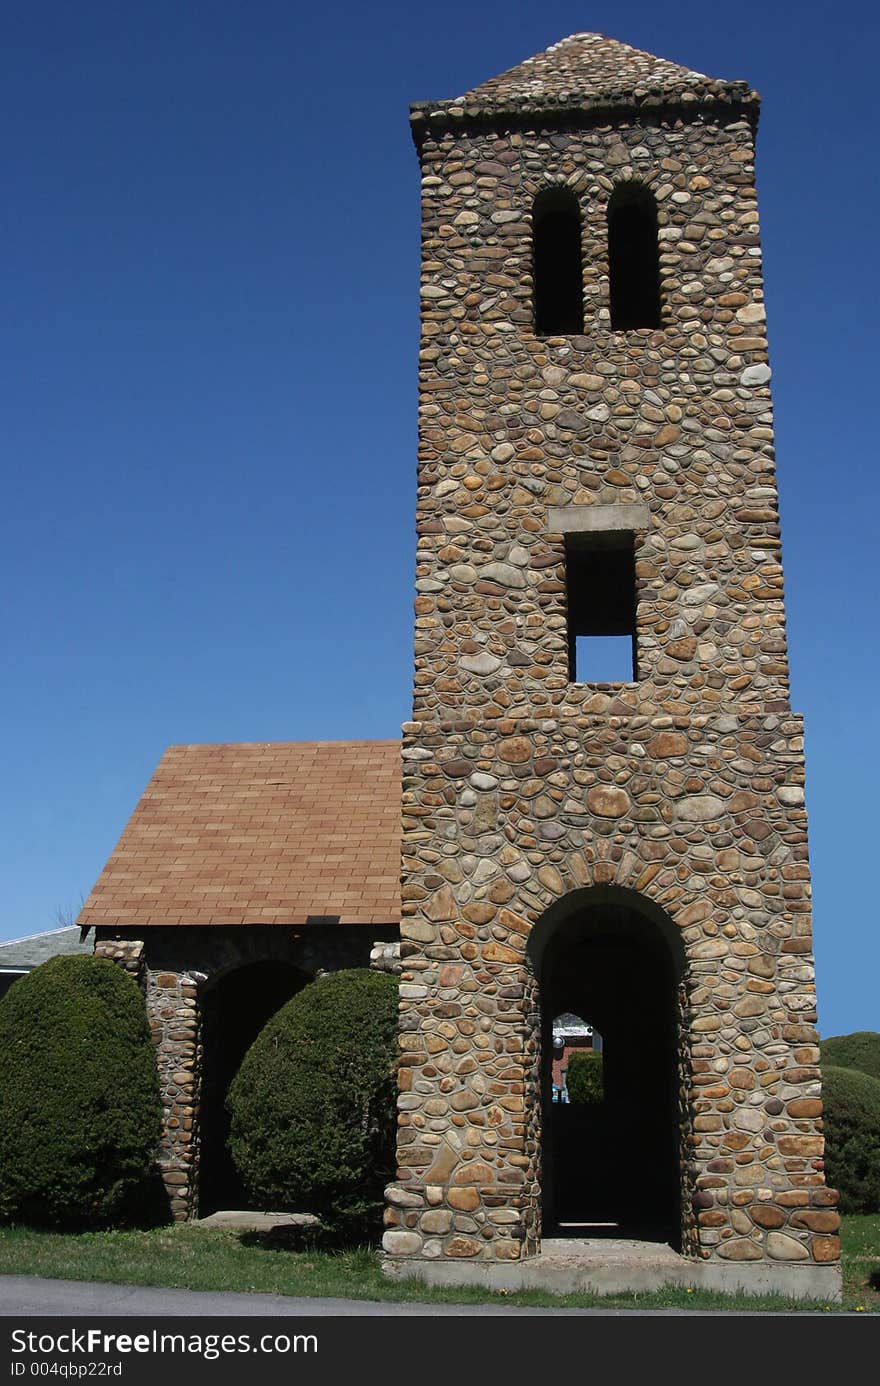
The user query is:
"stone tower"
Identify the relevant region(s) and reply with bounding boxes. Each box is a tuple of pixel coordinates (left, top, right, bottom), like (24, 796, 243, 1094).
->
(384, 34, 841, 1297)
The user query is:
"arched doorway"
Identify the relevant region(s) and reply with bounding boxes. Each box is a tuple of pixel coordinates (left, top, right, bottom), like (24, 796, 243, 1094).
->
(198, 960, 308, 1215)
(529, 888, 687, 1248)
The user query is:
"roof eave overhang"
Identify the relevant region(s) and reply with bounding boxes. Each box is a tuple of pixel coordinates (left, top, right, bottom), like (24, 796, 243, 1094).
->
(410, 83, 760, 148)
(87, 918, 402, 930)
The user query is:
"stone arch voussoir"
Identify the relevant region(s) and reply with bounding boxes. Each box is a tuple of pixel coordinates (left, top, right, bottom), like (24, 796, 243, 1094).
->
(522, 168, 591, 204)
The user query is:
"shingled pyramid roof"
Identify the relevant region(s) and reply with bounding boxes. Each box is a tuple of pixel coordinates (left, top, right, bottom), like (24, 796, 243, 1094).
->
(411, 33, 757, 131)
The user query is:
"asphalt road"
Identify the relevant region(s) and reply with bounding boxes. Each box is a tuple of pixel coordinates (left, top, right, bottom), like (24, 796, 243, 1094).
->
(0, 1274, 612, 1316)
(0, 1274, 861, 1318)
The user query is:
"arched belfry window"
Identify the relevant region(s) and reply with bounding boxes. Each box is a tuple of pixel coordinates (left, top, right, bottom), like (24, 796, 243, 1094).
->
(533, 188, 583, 336)
(608, 183, 662, 330)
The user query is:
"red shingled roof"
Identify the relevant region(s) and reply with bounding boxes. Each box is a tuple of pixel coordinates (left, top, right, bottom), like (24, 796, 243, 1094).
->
(78, 741, 402, 928)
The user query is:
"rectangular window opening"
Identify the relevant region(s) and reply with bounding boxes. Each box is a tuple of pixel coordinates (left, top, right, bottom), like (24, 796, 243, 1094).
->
(565, 532, 637, 684)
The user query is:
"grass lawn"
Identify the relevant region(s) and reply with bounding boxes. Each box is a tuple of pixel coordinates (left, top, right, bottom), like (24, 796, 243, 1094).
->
(0, 1215, 877, 1313)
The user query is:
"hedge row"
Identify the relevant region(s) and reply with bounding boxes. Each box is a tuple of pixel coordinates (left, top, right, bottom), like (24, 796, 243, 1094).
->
(821, 1059, 880, 1214)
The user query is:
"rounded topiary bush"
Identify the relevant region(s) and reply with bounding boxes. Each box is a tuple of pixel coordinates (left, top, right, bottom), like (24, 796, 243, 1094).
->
(566, 1049, 604, 1105)
(821, 1064, 880, 1214)
(820, 1031, 880, 1083)
(227, 968, 398, 1242)
(0, 954, 162, 1228)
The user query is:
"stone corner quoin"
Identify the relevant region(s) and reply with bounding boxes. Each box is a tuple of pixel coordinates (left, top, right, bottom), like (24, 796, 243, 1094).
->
(383, 30, 841, 1287)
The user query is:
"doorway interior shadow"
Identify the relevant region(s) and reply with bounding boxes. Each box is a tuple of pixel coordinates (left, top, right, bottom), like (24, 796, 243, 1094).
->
(528, 886, 687, 1248)
(198, 960, 309, 1216)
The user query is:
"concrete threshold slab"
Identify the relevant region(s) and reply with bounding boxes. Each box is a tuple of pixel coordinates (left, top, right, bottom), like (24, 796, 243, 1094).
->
(383, 1238, 843, 1302)
(540, 1236, 683, 1265)
(198, 1210, 319, 1232)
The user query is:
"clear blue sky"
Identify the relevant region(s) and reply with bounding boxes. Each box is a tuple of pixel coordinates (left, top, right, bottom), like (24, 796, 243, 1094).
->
(2, 0, 877, 1039)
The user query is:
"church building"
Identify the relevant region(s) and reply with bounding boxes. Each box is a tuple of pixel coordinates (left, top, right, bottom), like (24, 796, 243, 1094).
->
(81, 34, 841, 1299)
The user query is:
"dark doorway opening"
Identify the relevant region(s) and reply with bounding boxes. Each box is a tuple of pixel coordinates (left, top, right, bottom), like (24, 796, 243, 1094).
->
(198, 960, 308, 1215)
(533, 895, 682, 1246)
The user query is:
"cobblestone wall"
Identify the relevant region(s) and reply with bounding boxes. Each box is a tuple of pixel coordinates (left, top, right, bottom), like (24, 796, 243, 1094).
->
(96, 925, 396, 1218)
(409, 108, 785, 721)
(384, 65, 839, 1272)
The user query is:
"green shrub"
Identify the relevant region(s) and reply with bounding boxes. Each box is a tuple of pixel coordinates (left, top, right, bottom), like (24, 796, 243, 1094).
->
(566, 1049, 604, 1104)
(0, 955, 162, 1229)
(821, 1065, 880, 1215)
(227, 968, 398, 1242)
(821, 1032, 880, 1083)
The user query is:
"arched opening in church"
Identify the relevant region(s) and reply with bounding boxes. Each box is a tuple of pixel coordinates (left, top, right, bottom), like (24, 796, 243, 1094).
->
(608, 182, 662, 330)
(529, 888, 687, 1247)
(533, 187, 584, 335)
(198, 960, 309, 1215)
